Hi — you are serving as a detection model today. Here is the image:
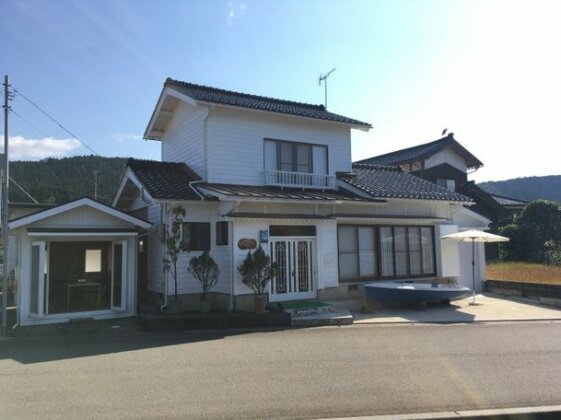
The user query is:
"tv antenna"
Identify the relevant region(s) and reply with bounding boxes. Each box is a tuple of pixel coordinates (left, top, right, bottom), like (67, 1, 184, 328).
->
(318, 68, 336, 109)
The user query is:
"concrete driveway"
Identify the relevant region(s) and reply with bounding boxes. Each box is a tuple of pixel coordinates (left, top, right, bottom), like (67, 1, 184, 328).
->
(353, 293, 561, 324)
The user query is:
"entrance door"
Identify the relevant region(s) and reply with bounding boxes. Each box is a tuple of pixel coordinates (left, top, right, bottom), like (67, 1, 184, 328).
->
(30, 241, 47, 317)
(269, 238, 316, 302)
(111, 240, 127, 311)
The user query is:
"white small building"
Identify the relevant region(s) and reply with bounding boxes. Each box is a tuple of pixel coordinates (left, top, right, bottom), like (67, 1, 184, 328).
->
(112, 79, 489, 312)
(8, 198, 150, 326)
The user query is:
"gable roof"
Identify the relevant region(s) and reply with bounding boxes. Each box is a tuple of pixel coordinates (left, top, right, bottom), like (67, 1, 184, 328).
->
(126, 158, 203, 201)
(164, 78, 372, 129)
(339, 163, 472, 202)
(9, 197, 151, 230)
(356, 133, 484, 170)
(489, 193, 529, 207)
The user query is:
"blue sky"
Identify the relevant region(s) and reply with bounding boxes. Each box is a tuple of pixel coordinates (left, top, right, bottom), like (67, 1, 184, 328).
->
(1, 0, 560, 182)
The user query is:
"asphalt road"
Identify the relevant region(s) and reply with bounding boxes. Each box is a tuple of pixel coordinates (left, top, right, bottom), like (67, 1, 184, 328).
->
(1, 322, 561, 419)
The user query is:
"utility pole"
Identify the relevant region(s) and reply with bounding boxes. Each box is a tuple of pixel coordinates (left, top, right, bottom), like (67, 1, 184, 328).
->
(93, 170, 99, 201)
(2, 75, 11, 335)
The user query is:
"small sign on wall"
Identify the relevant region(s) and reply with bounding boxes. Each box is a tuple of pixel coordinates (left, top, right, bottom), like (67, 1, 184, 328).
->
(238, 238, 257, 250)
(259, 230, 269, 243)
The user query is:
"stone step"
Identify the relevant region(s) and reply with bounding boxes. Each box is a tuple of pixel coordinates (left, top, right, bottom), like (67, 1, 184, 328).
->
(291, 309, 354, 327)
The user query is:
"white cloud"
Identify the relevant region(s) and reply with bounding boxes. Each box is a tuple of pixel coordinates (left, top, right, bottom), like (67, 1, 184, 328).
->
(113, 133, 143, 142)
(227, 1, 246, 27)
(4, 136, 82, 161)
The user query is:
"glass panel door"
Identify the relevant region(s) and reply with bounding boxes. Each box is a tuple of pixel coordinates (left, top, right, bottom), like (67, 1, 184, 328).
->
(111, 241, 126, 310)
(30, 241, 46, 316)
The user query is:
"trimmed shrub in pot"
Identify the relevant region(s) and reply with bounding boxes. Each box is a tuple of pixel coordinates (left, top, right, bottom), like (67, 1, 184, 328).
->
(238, 245, 278, 313)
(188, 251, 220, 314)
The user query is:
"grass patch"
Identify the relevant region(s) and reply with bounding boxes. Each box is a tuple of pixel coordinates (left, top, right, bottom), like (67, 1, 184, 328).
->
(487, 262, 561, 285)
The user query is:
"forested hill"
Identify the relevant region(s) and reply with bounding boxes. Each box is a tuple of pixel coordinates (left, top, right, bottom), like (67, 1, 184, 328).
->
(8, 155, 561, 206)
(9, 156, 128, 205)
(479, 175, 561, 204)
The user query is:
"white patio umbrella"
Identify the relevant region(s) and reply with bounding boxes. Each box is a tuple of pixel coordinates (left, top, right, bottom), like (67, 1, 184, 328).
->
(441, 229, 509, 305)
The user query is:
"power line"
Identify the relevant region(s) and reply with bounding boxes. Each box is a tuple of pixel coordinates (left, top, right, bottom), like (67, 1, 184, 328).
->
(9, 177, 39, 204)
(10, 109, 51, 139)
(13, 88, 100, 156)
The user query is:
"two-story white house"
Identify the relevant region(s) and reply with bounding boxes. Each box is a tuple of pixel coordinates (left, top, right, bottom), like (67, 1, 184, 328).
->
(113, 78, 490, 312)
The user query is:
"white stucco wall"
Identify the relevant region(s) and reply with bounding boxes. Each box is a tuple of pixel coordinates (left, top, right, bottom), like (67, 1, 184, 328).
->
(206, 107, 352, 185)
(425, 147, 468, 173)
(161, 101, 207, 178)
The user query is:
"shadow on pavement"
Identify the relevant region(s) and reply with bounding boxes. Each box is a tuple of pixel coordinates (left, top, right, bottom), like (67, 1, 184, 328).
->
(0, 318, 289, 365)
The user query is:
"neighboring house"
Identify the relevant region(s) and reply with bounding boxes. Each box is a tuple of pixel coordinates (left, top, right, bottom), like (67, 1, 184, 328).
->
(7, 198, 150, 326)
(357, 133, 528, 260)
(113, 79, 489, 312)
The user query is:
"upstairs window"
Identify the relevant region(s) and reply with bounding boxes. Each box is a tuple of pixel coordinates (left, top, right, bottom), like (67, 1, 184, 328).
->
(264, 139, 327, 174)
(436, 178, 456, 192)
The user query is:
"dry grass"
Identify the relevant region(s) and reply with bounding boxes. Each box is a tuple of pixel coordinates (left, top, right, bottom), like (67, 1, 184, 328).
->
(487, 262, 561, 285)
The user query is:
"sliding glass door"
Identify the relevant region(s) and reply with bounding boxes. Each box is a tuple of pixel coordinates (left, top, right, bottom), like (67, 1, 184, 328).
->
(338, 225, 436, 282)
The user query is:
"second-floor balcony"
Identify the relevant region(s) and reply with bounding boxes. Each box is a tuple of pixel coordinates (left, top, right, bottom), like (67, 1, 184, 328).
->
(264, 170, 337, 190)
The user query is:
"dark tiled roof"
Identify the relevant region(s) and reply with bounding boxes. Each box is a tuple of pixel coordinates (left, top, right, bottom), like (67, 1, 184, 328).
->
(339, 163, 472, 202)
(166, 78, 371, 128)
(198, 183, 383, 203)
(489, 193, 528, 207)
(356, 133, 483, 169)
(127, 159, 202, 201)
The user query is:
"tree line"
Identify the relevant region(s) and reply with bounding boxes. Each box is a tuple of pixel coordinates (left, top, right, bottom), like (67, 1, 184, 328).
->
(9, 155, 128, 205)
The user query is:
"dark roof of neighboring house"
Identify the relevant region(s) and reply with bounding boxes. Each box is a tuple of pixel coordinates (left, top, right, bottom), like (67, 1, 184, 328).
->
(198, 182, 383, 203)
(339, 163, 472, 202)
(489, 193, 529, 207)
(126, 158, 202, 201)
(356, 133, 484, 169)
(166, 78, 372, 128)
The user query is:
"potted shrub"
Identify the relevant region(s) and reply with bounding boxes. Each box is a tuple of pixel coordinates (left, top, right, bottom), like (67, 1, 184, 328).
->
(238, 246, 278, 313)
(188, 251, 220, 314)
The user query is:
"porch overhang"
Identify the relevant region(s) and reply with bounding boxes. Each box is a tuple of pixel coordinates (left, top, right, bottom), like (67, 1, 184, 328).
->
(26, 228, 141, 237)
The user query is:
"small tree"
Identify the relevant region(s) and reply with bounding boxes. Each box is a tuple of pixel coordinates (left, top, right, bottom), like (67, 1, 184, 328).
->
(162, 205, 186, 300)
(188, 251, 220, 300)
(238, 246, 278, 296)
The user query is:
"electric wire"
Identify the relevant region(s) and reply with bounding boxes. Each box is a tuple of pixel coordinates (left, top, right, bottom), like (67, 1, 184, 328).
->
(12, 88, 100, 156)
(9, 177, 39, 204)
(10, 109, 51, 139)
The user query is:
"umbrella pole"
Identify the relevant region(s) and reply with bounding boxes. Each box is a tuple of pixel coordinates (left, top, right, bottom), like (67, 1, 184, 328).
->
(470, 238, 476, 305)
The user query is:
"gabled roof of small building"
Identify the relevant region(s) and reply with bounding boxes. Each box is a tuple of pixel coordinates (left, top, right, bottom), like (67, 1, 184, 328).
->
(9, 197, 151, 230)
(126, 158, 202, 201)
(165, 78, 372, 129)
(356, 133, 484, 170)
(339, 163, 473, 202)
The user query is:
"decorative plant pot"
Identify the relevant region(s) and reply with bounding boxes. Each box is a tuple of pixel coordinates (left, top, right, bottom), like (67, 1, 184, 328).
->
(200, 297, 211, 314)
(254, 294, 268, 314)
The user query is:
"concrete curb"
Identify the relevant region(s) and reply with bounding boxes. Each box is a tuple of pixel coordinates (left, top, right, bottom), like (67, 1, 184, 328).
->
(353, 317, 561, 325)
(323, 404, 561, 419)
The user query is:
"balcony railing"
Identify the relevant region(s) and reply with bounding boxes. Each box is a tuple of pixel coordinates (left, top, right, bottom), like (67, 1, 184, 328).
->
(264, 170, 337, 190)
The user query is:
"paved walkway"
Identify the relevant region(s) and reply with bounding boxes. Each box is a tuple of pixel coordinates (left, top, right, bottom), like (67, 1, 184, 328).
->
(354, 293, 561, 324)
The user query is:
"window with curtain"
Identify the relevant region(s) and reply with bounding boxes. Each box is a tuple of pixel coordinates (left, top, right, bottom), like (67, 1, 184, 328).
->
(264, 139, 327, 174)
(338, 225, 435, 281)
